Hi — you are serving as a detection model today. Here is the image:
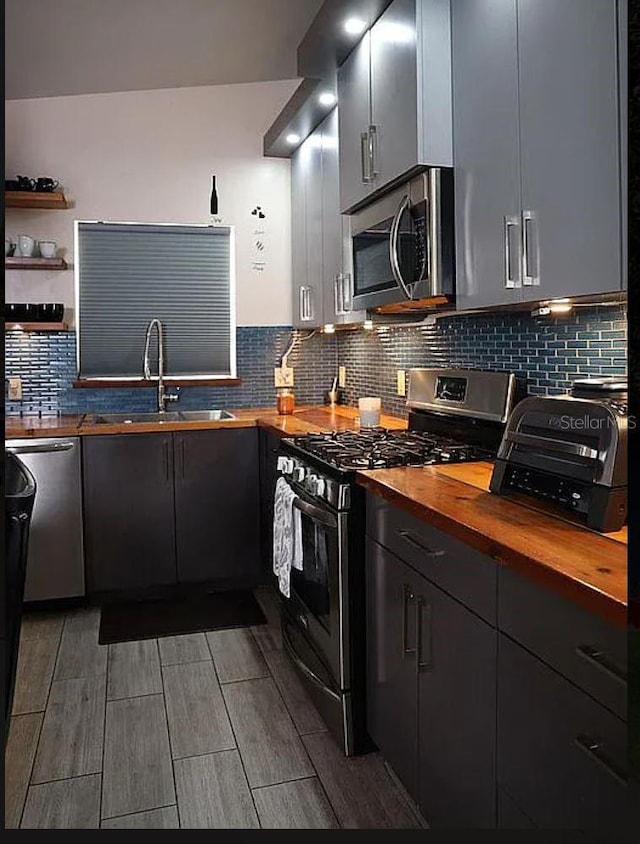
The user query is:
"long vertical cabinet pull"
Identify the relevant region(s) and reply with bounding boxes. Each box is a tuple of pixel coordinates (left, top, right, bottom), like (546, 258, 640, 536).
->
(361, 132, 372, 183)
(521, 210, 538, 286)
(299, 286, 313, 321)
(416, 596, 433, 671)
(341, 273, 353, 313)
(401, 584, 416, 656)
(368, 124, 379, 179)
(503, 216, 521, 288)
(334, 274, 344, 316)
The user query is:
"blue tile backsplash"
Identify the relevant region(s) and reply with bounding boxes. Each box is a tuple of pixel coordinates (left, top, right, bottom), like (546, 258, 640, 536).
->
(5, 304, 627, 418)
(4, 326, 337, 416)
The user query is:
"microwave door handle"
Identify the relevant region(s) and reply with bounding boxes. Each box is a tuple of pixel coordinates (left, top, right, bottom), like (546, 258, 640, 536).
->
(389, 193, 413, 300)
(428, 168, 442, 296)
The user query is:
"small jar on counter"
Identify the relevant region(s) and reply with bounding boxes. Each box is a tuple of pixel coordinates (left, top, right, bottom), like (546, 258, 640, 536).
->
(276, 388, 295, 415)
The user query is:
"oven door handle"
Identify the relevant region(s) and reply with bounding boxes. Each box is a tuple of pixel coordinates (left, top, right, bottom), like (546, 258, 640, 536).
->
(282, 624, 342, 703)
(389, 193, 414, 301)
(293, 496, 338, 529)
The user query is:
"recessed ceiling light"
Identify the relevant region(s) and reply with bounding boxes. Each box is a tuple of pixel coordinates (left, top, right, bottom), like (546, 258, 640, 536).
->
(286, 133, 301, 145)
(344, 17, 367, 36)
(318, 91, 337, 107)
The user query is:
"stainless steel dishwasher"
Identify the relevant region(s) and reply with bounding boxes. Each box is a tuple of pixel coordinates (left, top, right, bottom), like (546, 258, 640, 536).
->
(5, 437, 85, 601)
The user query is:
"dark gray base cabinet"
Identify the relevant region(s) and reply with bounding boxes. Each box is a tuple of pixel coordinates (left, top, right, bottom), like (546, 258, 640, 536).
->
(366, 537, 496, 828)
(83, 433, 177, 593)
(174, 429, 259, 584)
(497, 633, 628, 831)
(83, 429, 260, 595)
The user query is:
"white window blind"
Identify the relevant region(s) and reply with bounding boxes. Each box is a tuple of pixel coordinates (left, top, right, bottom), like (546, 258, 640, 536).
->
(76, 222, 235, 378)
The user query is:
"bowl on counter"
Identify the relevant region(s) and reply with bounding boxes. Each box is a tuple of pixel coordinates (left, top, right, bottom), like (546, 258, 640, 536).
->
(5, 303, 38, 323)
(36, 303, 64, 322)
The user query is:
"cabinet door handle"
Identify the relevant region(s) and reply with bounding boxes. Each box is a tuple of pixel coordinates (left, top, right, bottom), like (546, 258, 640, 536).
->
(341, 273, 352, 313)
(361, 131, 372, 183)
(162, 439, 170, 482)
(306, 287, 313, 321)
(575, 645, 627, 685)
(401, 583, 416, 657)
(368, 124, 378, 179)
(334, 274, 343, 315)
(299, 286, 306, 321)
(503, 215, 521, 289)
(396, 528, 445, 558)
(179, 438, 186, 480)
(521, 209, 537, 286)
(416, 596, 433, 671)
(574, 734, 627, 785)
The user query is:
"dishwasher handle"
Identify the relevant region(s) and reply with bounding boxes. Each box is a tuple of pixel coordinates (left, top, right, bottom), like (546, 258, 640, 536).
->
(7, 442, 76, 455)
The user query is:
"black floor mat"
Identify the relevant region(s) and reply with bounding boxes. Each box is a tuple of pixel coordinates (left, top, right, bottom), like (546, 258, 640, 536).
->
(98, 590, 267, 645)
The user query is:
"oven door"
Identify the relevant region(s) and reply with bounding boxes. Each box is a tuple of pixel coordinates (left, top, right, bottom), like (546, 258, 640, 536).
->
(284, 488, 349, 690)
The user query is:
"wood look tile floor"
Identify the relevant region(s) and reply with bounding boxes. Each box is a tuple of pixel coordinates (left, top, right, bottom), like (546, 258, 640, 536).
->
(4, 588, 421, 829)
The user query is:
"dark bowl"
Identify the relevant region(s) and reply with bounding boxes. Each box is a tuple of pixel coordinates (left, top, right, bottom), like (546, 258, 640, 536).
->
(36, 303, 65, 322)
(5, 303, 27, 322)
(5, 180, 20, 191)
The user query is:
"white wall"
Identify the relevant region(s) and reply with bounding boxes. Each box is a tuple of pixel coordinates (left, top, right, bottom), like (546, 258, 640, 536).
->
(5, 80, 297, 326)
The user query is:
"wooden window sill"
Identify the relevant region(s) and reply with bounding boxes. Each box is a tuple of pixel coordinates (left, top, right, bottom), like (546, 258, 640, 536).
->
(73, 377, 241, 388)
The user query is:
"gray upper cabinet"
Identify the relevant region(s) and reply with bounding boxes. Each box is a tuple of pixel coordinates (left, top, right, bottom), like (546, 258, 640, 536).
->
(291, 144, 309, 329)
(453, 0, 624, 310)
(292, 107, 365, 327)
(337, 32, 373, 214)
(338, 0, 453, 213)
(451, 0, 522, 309)
(516, 0, 622, 300)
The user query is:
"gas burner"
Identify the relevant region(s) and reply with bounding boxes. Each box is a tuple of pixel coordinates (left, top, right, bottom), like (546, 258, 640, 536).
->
(291, 427, 494, 471)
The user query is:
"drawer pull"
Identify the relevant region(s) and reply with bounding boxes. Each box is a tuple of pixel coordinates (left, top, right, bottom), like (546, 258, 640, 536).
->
(397, 529, 445, 558)
(401, 584, 416, 657)
(575, 645, 627, 685)
(574, 734, 627, 786)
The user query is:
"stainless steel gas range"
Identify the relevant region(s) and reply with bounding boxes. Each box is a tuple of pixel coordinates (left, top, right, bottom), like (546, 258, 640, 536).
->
(276, 368, 524, 755)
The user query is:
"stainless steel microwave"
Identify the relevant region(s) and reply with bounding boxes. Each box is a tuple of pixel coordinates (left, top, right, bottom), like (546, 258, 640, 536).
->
(349, 169, 454, 312)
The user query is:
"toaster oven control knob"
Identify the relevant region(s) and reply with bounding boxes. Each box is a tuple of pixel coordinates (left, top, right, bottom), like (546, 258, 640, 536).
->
(294, 467, 306, 482)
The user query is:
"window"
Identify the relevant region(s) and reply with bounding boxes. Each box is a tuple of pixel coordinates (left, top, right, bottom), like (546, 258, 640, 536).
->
(75, 221, 235, 379)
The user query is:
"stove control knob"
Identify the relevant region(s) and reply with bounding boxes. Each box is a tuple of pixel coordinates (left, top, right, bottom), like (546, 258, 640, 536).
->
(283, 458, 294, 475)
(316, 478, 327, 498)
(277, 456, 288, 473)
(307, 474, 319, 495)
(294, 467, 306, 482)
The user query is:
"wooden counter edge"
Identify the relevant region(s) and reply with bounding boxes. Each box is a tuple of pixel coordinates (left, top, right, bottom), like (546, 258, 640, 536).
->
(356, 472, 628, 630)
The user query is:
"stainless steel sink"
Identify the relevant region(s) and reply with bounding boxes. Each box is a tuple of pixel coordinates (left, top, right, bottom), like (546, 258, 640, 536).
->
(93, 411, 182, 424)
(178, 410, 235, 421)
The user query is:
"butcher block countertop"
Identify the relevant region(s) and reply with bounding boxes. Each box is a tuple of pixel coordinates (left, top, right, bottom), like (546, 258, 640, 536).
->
(357, 462, 627, 628)
(7, 406, 626, 625)
(4, 405, 407, 439)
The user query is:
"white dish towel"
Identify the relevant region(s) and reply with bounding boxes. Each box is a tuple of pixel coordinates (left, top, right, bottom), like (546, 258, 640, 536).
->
(273, 477, 303, 597)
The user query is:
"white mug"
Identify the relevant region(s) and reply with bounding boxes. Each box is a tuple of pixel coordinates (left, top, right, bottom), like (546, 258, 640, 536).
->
(39, 240, 57, 259)
(17, 234, 35, 257)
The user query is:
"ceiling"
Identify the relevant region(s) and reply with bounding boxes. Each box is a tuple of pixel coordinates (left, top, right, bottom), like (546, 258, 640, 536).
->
(5, 0, 324, 100)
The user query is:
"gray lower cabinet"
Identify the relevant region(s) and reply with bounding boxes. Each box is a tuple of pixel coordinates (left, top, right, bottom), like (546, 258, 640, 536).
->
(83, 429, 259, 594)
(174, 429, 260, 585)
(497, 633, 628, 831)
(453, 0, 623, 308)
(365, 537, 496, 828)
(83, 433, 177, 593)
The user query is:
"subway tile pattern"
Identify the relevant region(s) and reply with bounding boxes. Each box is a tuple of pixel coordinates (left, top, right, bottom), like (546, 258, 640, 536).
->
(5, 306, 626, 418)
(5, 327, 337, 416)
(336, 305, 627, 418)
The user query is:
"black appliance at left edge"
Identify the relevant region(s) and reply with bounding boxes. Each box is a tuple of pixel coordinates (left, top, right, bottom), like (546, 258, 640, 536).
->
(4, 451, 36, 743)
(274, 368, 524, 755)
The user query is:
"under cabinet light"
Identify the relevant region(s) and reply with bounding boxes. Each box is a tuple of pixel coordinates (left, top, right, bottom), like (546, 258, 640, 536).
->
(319, 92, 337, 107)
(344, 17, 367, 36)
(531, 298, 573, 317)
(363, 319, 374, 330)
(286, 133, 301, 145)
(323, 323, 336, 334)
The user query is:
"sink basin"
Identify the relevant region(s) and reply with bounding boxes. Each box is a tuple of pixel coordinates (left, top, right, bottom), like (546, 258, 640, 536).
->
(93, 412, 182, 424)
(178, 410, 235, 421)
